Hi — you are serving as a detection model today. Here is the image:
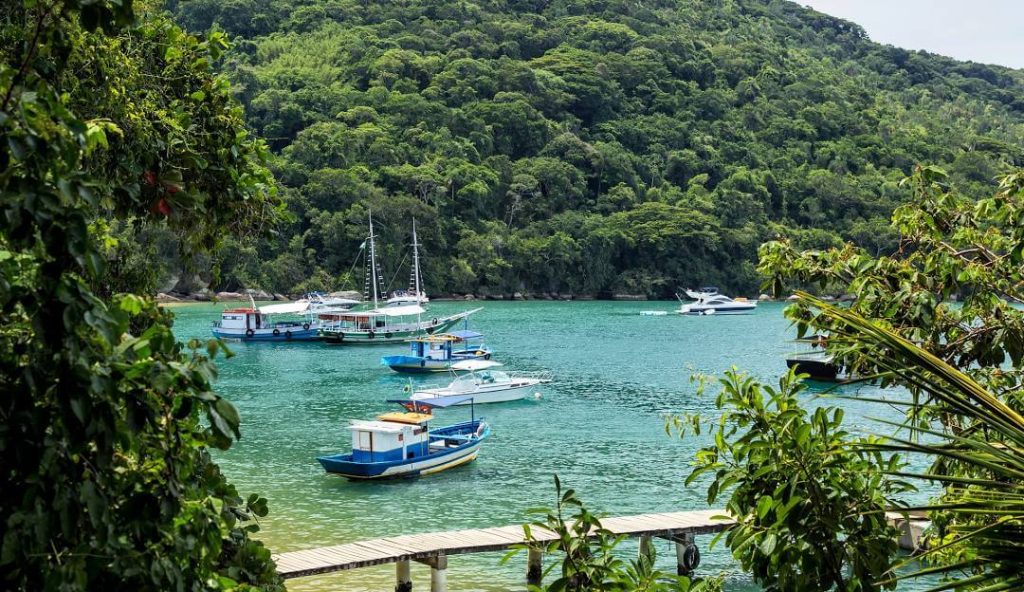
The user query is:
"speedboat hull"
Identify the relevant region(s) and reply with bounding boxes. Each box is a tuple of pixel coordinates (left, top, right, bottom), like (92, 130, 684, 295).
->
(412, 379, 545, 405)
(678, 304, 756, 315)
(786, 354, 840, 381)
(317, 421, 489, 479)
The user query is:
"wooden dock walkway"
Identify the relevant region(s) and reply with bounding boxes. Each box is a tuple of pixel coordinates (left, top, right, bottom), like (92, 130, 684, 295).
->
(272, 509, 928, 591)
(273, 509, 732, 590)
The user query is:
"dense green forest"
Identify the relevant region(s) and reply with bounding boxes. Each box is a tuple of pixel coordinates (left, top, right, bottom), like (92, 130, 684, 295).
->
(160, 0, 1024, 298)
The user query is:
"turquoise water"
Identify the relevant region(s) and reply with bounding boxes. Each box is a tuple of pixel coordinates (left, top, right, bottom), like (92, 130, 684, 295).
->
(170, 301, 929, 591)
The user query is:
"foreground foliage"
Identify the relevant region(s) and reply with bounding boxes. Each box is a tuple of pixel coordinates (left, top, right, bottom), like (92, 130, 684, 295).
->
(509, 476, 721, 592)
(804, 297, 1024, 591)
(761, 166, 1024, 397)
(0, 1, 280, 589)
(163, 0, 1024, 297)
(677, 370, 905, 592)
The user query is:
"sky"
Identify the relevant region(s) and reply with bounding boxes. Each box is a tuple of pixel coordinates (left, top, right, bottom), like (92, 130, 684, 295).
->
(796, 1, 1024, 69)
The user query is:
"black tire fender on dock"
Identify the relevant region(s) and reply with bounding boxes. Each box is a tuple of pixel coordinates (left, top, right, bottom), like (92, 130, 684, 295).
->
(272, 328, 280, 336)
(302, 322, 310, 330)
(245, 329, 255, 338)
(681, 543, 700, 572)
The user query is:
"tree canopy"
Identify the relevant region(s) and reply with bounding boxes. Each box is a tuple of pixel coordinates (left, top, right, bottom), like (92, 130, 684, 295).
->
(161, 0, 1024, 298)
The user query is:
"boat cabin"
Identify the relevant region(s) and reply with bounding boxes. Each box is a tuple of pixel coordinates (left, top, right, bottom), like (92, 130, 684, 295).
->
(348, 412, 432, 462)
(320, 304, 428, 331)
(218, 308, 268, 330)
(408, 330, 485, 360)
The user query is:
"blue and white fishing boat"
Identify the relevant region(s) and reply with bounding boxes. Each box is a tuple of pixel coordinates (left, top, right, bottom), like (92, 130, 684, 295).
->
(380, 329, 492, 373)
(211, 300, 320, 341)
(316, 396, 490, 480)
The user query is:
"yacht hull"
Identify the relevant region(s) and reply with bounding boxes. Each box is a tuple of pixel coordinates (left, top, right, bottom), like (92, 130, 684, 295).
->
(412, 380, 544, 404)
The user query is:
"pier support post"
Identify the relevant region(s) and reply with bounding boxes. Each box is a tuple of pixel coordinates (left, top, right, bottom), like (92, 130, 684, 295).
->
(638, 535, 654, 562)
(427, 555, 448, 592)
(395, 559, 412, 592)
(674, 534, 700, 577)
(527, 547, 543, 587)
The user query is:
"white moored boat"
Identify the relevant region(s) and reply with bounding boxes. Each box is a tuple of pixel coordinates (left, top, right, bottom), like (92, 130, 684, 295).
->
(318, 213, 478, 344)
(676, 287, 757, 315)
(411, 360, 551, 405)
(385, 220, 430, 307)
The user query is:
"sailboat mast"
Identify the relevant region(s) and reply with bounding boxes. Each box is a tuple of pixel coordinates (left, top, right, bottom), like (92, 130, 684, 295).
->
(368, 211, 380, 308)
(412, 219, 422, 300)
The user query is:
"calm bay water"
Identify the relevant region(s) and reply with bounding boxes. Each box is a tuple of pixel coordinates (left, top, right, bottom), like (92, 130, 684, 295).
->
(170, 300, 931, 591)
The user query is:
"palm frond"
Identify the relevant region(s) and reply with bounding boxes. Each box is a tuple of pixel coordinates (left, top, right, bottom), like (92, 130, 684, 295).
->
(799, 292, 1024, 589)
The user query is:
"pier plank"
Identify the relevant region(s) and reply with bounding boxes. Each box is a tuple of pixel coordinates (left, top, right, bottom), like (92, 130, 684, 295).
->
(274, 509, 736, 579)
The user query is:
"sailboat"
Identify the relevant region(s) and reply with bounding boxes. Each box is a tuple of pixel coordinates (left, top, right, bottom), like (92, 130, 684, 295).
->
(317, 213, 480, 345)
(386, 219, 430, 307)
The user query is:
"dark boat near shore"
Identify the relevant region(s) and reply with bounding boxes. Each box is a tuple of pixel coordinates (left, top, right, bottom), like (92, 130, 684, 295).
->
(785, 350, 840, 381)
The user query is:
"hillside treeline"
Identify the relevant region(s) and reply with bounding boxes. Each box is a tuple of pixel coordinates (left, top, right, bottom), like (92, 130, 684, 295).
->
(158, 0, 1024, 297)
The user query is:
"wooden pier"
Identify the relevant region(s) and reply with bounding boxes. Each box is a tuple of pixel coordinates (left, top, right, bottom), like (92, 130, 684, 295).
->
(272, 509, 928, 591)
(273, 509, 731, 590)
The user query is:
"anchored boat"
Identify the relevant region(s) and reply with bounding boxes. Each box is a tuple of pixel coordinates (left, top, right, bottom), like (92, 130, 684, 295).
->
(318, 306, 479, 344)
(676, 287, 757, 315)
(318, 213, 480, 344)
(211, 300, 320, 341)
(385, 219, 430, 307)
(410, 360, 551, 405)
(380, 329, 492, 373)
(317, 396, 490, 480)
(296, 291, 360, 314)
(785, 350, 840, 381)
(785, 336, 844, 381)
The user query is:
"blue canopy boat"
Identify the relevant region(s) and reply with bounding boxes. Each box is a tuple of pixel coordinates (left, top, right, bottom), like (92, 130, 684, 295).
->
(380, 329, 492, 373)
(316, 396, 490, 480)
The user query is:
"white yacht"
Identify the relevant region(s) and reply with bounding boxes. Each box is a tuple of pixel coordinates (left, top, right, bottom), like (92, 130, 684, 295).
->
(410, 360, 551, 405)
(386, 220, 430, 307)
(297, 292, 360, 314)
(676, 287, 757, 315)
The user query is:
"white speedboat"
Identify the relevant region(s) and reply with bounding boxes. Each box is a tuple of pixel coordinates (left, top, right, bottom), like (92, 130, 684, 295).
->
(677, 287, 757, 315)
(410, 360, 551, 405)
(297, 292, 360, 314)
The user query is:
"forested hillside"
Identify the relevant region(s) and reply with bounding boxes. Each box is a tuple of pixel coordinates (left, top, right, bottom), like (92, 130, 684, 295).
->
(164, 0, 1024, 297)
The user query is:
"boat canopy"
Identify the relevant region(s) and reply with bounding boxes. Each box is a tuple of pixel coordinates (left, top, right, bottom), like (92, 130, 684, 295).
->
(387, 395, 474, 410)
(380, 304, 426, 317)
(375, 411, 434, 425)
(447, 329, 483, 340)
(450, 359, 502, 372)
(259, 301, 311, 315)
(327, 304, 427, 319)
